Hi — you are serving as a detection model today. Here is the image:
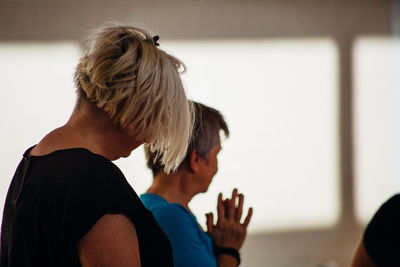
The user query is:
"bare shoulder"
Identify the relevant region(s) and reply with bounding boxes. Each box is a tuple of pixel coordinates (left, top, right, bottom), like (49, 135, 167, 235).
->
(78, 214, 141, 267)
(30, 126, 76, 156)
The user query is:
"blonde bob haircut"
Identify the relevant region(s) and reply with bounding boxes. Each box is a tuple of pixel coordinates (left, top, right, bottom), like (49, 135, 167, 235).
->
(74, 24, 193, 173)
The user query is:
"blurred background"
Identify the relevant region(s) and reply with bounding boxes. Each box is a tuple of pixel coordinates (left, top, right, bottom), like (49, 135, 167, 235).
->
(0, 0, 398, 266)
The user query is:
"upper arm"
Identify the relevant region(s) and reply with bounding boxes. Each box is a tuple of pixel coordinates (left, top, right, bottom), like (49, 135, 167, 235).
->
(77, 214, 141, 267)
(351, 242, 375, 267)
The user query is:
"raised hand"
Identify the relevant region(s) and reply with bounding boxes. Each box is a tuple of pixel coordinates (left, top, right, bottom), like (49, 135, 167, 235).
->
(206, 189, 253, 250)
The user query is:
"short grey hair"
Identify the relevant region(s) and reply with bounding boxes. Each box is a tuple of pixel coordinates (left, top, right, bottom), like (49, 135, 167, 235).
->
(145, 101, 229, 176)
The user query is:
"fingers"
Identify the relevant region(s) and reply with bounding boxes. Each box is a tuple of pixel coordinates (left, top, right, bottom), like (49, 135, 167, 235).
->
(231, 188, 238, 199)
(225, 189, 238, 220)
(217, 193, 225, 223)
(219, 189, 251, 226)
(242, 207, 253, 228)
(235, 193, 244, 221)
(206, 212, 214, 233)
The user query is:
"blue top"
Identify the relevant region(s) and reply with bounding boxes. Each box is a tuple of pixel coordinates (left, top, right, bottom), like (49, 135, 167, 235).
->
(141, 193, 217, 267)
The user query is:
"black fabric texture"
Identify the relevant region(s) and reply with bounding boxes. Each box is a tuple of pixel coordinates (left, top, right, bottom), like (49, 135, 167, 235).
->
(1, 146, 173, 267)
(363, 194, 400, 267)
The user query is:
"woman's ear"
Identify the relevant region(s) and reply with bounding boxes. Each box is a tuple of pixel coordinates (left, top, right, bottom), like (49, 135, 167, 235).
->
(189, 149, 202, 173)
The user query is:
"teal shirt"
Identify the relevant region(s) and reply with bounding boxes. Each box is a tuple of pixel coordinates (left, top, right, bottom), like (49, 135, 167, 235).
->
(141, 194, 217, 267)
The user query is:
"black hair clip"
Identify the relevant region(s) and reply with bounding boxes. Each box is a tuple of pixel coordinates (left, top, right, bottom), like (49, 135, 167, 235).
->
(153, 35, 160, 46)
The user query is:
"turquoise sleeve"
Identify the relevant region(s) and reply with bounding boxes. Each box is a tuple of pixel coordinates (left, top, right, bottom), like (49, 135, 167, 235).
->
(152, 204, 217, 267)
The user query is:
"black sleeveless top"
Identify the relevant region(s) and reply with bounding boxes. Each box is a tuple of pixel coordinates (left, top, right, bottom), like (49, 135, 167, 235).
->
(1, 146, 173, 267)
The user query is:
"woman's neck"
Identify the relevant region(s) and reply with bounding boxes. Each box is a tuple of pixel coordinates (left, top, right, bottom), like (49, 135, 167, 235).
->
(146, 171, 197, 211)
(31, 102, 142, 161)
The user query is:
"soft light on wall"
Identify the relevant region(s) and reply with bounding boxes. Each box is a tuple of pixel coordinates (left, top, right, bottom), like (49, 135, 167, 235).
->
(158, 39, 340, 232)
(0, 39, 340, 234)
(353, 36, 400, 223)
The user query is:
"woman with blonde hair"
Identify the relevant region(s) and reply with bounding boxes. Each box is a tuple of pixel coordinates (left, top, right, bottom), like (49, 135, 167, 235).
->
(1, 25, 192, 267)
